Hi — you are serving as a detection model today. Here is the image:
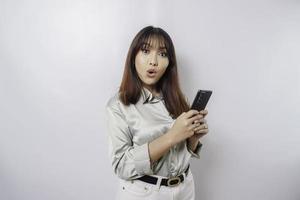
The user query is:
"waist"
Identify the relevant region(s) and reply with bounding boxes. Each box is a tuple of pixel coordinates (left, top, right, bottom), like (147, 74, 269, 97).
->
(136, 165, 190, 187)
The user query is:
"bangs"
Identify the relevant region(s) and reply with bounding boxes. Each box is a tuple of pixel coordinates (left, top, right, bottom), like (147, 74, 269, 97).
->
(138, 33, 170, 52)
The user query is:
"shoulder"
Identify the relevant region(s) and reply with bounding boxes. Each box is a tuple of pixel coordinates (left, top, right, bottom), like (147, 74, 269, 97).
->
(105, 91, 132, 123)
(106, 91, 122, 112)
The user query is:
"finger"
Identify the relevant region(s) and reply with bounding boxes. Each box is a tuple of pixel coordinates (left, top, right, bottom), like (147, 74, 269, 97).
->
(199, 110, 208, 118)
(193, 119, 202, 124)
(185, 110, 201, 119)
(199, 109, 208, 115)
(195, 128, 209, 134)
(194, 123, 208, 131)
(194, 118, 206, 125)
(194, 130, 208, 138)
(198, 118, 207, 124)
(189, 122, 201, 131)
(188, 114, 204, 125)
(202, 123, 208, 129)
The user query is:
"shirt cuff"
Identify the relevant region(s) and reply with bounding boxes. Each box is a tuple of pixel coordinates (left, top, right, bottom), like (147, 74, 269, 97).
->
(130, 142, 153, 175)
(187, 141, 202, 159)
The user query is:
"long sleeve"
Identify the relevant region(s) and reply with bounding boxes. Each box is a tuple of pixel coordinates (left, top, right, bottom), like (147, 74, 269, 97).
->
(106, 99, 153, 180)
(106, 88, 197, 178)
(187, 141, 202, 159)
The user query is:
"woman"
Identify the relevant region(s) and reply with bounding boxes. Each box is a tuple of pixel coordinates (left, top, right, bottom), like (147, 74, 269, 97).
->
(106, 26, 209, 200)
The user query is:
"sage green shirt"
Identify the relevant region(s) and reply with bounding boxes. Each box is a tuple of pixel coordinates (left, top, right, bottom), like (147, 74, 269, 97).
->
(106, 87, 202, 180)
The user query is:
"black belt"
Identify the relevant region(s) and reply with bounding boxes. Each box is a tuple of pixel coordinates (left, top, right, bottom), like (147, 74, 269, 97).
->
(136, 165, 190, 187)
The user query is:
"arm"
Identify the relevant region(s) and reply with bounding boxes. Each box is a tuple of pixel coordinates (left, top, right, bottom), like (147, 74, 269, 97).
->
(186, 109, 209, 158)
(106, 102, 153, 180)
(107, 100, 202, 179)
(148, 129, 175, 164)
(149, 110, 204, 163)
(187, 138, 201, 152)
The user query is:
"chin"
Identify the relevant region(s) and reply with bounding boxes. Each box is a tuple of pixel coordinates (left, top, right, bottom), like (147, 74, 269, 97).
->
(146, 81, 157, 86)
(142, 79, 156, 85)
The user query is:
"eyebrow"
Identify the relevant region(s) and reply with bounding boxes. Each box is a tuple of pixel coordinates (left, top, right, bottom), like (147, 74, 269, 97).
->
(141, 42, 167, 50)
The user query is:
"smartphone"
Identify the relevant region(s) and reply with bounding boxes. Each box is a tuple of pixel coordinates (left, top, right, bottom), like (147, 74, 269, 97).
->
(191, 90, 212, 111)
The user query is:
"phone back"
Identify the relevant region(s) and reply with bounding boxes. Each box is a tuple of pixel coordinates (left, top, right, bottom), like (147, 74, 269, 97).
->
(191, 90, 212, 111)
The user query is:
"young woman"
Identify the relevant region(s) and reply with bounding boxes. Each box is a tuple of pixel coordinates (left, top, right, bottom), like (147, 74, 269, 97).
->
(106, 26, 209, 200)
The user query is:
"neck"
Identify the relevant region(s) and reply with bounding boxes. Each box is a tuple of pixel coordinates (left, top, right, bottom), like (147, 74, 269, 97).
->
(143, 85, 160, 96)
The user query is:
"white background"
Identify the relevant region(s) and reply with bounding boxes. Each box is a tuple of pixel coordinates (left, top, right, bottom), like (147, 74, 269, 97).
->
(1, 0, 300, 199)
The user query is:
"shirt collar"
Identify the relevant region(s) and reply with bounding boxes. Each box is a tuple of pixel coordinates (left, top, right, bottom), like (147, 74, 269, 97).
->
(141, 87, 163, 104)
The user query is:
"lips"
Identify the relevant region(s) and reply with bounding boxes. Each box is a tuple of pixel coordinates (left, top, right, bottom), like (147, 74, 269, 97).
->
(146, 69, 157, 78)
(147, 69, 157, 74)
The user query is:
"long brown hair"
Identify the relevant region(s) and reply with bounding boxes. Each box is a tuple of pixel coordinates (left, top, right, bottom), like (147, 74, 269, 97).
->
(119, 26, 190, 119)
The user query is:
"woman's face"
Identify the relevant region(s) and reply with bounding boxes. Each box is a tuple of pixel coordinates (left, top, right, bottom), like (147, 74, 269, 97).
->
(135, 38, 169, 92)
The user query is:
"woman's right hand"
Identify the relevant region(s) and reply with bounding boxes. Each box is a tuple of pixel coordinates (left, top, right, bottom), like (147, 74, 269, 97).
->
(169, 110, 203, 145)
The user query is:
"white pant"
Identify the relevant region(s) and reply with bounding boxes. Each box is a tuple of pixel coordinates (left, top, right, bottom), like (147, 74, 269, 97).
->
(115, 171, 195, 200)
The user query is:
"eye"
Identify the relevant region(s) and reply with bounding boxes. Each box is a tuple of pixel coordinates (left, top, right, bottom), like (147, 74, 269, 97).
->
(141, 48, 150, 54)
(159, 52, 168, 57)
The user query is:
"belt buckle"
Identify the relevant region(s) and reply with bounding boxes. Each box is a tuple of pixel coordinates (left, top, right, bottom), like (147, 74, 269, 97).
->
(167, 177, 181, 187)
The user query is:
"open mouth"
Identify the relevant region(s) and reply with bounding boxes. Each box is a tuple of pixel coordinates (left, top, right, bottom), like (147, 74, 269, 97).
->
(147, 69, 157, 74)
(147, 69, 157, 77)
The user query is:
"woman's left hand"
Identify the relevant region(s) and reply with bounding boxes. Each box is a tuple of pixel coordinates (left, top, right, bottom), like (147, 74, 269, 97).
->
(187, 110, 209, 149)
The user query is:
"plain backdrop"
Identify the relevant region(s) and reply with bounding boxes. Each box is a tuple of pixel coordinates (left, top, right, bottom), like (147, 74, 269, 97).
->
(1, 0, 300, 200)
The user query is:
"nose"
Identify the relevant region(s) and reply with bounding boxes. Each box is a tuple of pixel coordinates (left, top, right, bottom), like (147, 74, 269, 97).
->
(149, 53, 158, 66)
